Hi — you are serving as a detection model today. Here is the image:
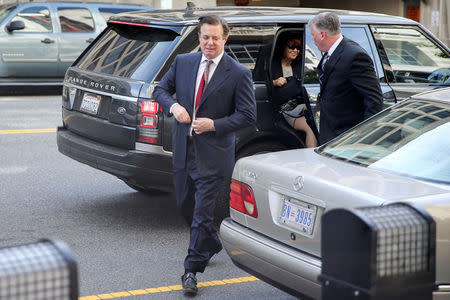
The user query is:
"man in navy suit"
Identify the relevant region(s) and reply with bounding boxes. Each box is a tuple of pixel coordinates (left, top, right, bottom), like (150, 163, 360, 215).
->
(153, 15, 256, 295)
(309, 12, 383, 144)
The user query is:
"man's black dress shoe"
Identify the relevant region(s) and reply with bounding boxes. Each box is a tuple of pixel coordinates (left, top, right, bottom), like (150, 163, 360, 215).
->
(181, 272, 198, 295)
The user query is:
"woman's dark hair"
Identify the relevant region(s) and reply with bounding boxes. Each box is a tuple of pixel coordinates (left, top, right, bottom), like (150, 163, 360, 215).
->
(274, 32, 302, 60)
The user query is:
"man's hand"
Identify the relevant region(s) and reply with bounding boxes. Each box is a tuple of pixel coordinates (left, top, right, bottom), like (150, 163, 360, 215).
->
(172, 103, 191, 124)
(192, 118, 214, 134)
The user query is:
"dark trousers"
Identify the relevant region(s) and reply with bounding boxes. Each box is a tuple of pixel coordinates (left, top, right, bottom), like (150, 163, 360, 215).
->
(173, 139, 222, 273)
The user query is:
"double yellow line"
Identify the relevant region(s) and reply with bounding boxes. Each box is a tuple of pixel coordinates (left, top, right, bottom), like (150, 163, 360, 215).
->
(0, 128, 56, 135)
(79, 276, 259, 300)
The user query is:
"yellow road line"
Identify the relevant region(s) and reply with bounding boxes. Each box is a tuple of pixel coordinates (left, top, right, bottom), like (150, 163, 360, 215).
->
(78, 276, 259, 300)
(0, 128, 56, 135)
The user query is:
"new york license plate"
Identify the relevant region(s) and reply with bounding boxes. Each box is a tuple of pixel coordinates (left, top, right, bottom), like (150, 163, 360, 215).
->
(80, 93, 101, 115)
(279, 197, 317, 235)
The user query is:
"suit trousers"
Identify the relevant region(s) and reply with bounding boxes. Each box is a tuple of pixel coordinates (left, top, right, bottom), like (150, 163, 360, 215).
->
(173, 137, 223, 273)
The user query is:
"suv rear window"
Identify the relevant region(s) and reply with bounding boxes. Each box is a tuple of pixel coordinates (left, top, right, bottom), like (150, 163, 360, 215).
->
(76, 24, 180, 80)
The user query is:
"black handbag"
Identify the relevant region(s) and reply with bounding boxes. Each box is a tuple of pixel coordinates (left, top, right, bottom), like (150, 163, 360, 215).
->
(272, 76, 301, 104)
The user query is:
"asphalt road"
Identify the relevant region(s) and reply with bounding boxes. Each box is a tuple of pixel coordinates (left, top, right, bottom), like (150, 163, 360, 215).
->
(0, 95, 297, 299)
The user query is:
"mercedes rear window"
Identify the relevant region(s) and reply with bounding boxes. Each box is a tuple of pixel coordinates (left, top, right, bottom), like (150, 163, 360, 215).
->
(75, 24, 180, 81)
(318, 100, 450, 184)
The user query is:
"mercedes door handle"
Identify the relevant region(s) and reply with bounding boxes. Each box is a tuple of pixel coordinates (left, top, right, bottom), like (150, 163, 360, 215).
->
(86, 38, 94, 43)
(41, 38, 55, 44)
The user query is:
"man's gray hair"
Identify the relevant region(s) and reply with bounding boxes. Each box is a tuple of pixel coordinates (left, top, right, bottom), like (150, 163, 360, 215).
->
(309, 12, 341, 35)
(198, 15, 229, 37)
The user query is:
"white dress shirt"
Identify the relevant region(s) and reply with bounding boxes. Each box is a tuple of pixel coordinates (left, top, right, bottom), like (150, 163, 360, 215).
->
(169, 51, 224, 114)
(193, 51, 224, 104)
(326, 35, 343, 58)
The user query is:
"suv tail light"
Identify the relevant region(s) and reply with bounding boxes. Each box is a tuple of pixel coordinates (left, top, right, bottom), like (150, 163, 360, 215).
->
(230, 179, 258, 218)
(138, 100, 161, 144)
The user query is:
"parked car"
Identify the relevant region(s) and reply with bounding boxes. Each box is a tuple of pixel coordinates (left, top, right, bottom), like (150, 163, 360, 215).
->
(0, 1, 152, 94)
(220, 87, 450, 299)
(56, 5, 450, 222)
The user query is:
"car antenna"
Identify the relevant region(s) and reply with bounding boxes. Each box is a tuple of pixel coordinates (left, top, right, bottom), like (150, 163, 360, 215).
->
(184, 1, 200, 17)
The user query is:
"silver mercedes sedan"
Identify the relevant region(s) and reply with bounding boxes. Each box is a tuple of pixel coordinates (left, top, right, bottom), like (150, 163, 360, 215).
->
(220, 87, 450, 300)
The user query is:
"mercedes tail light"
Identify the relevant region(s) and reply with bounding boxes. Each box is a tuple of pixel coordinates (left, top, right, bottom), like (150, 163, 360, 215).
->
(230, 179, 258, 218)
(138, 100, 160, 144)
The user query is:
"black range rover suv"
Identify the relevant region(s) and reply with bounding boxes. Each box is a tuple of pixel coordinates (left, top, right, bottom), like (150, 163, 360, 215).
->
(57, 5, 450, 220)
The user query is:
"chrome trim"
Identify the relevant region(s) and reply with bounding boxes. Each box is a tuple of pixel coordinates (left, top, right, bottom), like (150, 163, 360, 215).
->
(270, 184, 326, 208)
(293, 176, 304, 191)
(145, 83, 157, 98)
(64, 82, 136, 102)
(135, 142, 172, 156)
(117, 107, 126, 115)
(438, 285, 450, 292)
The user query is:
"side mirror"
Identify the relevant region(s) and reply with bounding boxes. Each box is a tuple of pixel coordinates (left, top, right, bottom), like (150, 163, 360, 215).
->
(6, 20, 25, 32)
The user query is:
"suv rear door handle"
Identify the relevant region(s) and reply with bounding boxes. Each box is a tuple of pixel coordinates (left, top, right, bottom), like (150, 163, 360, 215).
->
(41, 38, 55, 44)
(86, 38, 94, 43)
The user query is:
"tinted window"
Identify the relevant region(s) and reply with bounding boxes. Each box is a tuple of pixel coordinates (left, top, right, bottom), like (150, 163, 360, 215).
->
(58, 7, 94, 32)
(166, 25, 277, 82)
(12, 6, 52, 32)
(155, 26, 199, 81)
(304, 26, 377, 84)
(318, 100, 450, 184)
(77, 24, 179, 80)
(99, 8, 143, 21)
(225, 25, 276, 75)
(372, 26, 450, 85)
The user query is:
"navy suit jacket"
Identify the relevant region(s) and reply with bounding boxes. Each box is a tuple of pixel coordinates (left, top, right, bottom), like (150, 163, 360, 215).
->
(153, 52, 257, 177)
(317, 37, 382, 144)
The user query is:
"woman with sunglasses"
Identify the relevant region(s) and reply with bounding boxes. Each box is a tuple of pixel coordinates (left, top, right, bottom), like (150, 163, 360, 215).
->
(270, 34, 318, 148)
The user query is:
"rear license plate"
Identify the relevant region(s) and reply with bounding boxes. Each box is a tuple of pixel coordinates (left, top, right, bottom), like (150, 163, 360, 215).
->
(80, 93, 101, 115)
(279, 197, 317, 235)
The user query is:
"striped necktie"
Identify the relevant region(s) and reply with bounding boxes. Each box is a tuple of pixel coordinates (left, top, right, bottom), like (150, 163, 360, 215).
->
(319, 53, 329, 85)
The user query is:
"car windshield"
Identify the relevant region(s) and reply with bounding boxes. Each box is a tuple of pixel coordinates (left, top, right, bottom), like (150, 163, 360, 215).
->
(0, 5, 15, 23)
(317, 99, 450, 184)
(76, 24, 181, 81)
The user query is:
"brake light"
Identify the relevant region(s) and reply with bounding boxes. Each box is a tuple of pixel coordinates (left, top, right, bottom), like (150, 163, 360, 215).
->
(141, 101, 159, 114)
(230, 179, 258, 218)
(109, 20, 148, 27)
(138, 100, 160, 144)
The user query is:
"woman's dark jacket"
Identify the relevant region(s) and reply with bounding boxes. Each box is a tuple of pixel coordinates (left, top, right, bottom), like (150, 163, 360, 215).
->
(268, 57, 319, 137)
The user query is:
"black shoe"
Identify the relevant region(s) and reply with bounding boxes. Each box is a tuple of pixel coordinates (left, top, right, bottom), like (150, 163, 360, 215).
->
(181, 272, 198, 295)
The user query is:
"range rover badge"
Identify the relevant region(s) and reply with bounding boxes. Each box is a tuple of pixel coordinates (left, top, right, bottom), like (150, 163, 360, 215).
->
(117, 107, 126, 115)
(293, 176, 304, 191)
